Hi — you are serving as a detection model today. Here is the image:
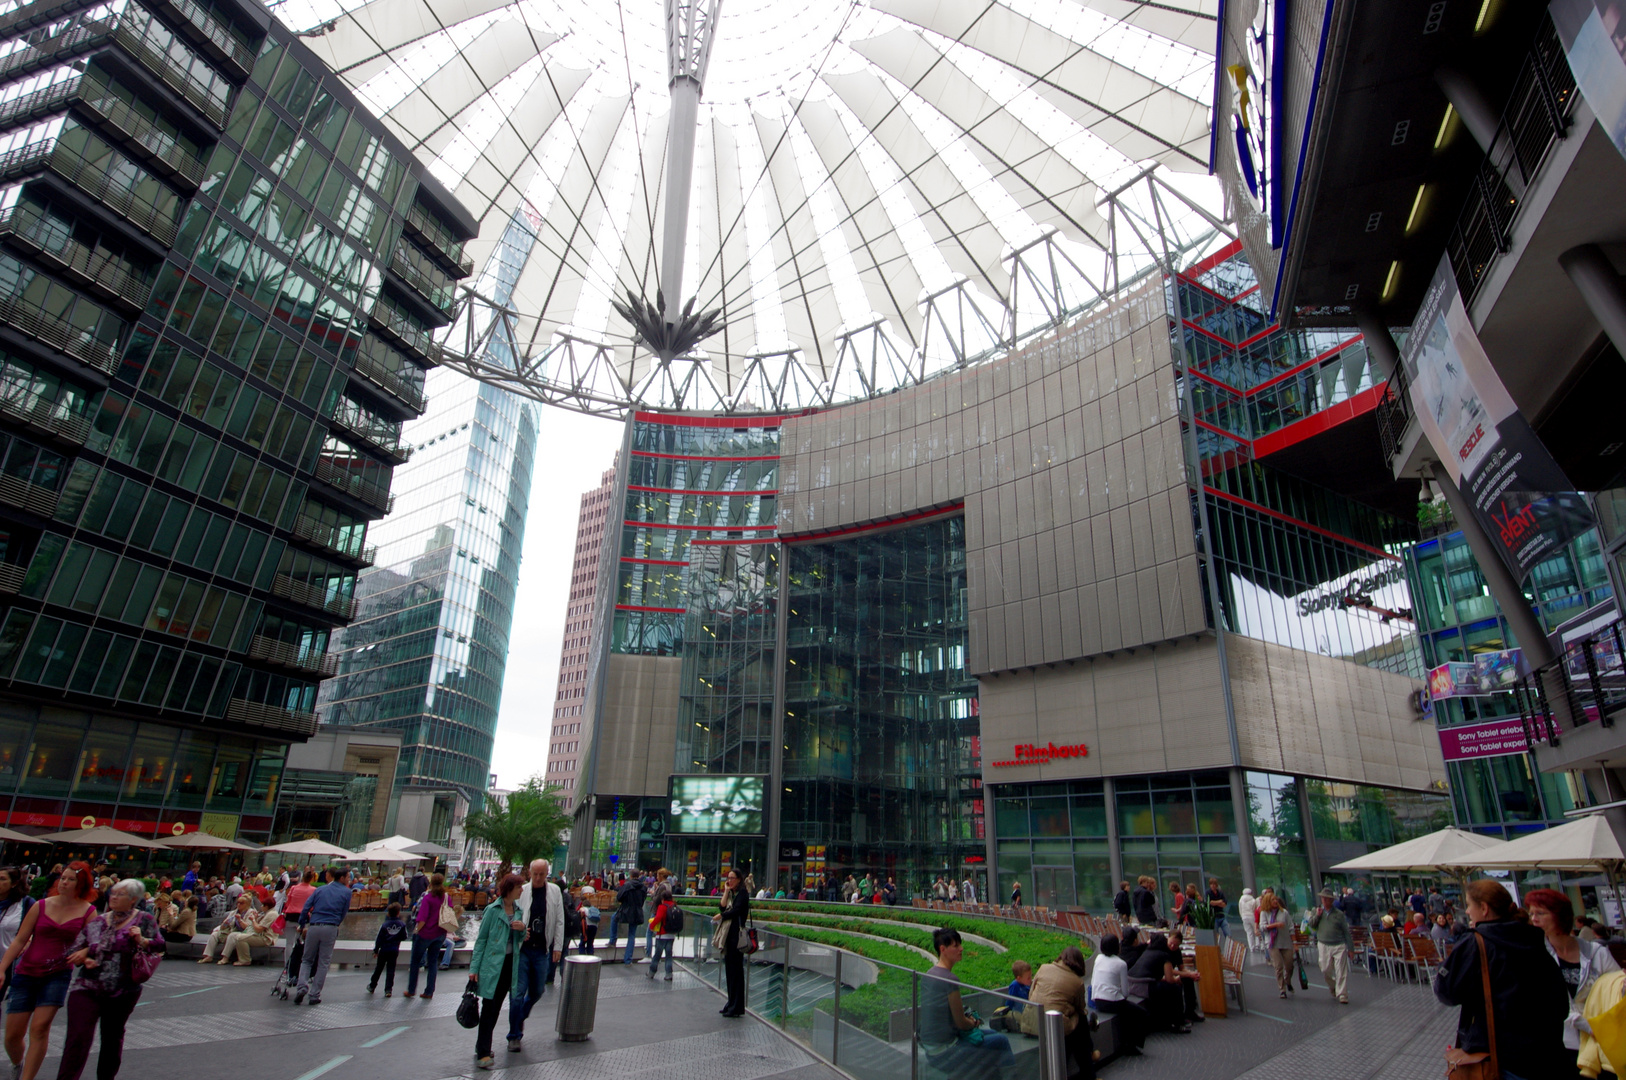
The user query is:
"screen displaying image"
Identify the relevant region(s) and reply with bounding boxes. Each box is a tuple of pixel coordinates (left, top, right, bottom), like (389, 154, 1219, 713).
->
(668, 775, 766, 835)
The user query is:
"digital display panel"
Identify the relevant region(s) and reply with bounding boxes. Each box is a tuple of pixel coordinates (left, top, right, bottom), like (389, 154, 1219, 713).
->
(668, 775, 766, 835)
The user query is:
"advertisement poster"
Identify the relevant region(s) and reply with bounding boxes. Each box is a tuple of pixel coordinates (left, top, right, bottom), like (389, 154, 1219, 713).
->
(1428, 650, 1524, 699)
(1551, 0, 1626, 158)
(1438, 718, 1533, 762)
(1554, 600, 1626, 686)
(1404, 256, 1595, 582)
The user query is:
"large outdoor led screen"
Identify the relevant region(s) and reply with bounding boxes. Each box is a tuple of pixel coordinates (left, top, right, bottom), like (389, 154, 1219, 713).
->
(668, 775, 766, 835)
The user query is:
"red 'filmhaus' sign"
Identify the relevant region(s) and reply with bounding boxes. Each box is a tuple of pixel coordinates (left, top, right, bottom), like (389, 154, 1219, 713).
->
(989, 742, 1089, 767)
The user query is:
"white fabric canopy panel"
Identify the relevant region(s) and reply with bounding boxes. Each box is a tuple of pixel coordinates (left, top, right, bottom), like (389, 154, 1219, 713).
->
(273, 0, 1228, 414)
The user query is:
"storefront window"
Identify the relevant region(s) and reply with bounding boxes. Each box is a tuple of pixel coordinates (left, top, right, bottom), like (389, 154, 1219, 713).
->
(18, 717, 85, 798)
(73, 718, 134, 798)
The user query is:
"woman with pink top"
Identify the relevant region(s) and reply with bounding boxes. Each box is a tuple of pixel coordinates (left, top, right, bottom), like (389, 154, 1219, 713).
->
(0, 863, 97, 1080)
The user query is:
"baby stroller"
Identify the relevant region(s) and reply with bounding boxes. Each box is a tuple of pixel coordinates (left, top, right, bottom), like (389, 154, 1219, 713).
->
(272, 935, 303, 1000)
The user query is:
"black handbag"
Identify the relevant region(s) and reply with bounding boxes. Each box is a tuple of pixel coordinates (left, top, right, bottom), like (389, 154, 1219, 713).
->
(455, 978, 480, 1029)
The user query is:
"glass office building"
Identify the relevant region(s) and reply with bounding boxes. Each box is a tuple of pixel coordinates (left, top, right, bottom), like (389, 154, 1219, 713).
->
(0, 0, 473, 851)
(318, 369, 538, 807)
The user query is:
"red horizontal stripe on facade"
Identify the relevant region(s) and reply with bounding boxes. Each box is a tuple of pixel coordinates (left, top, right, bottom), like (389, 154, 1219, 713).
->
(783, 502, 965, 544)
(614, 604, 688, 614)
(687, 537, 780, 546)
(1182, 239, 1244, 279)
(628, 485, 779, 496)
(1202, 485, 1401, 563)
(1250, 383, 1388, 459)
(631, 451, 782, 462)
(620, 557, 688, 567)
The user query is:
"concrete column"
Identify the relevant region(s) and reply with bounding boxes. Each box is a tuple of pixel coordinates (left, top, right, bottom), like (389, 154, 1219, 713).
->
(1103, 776, 1124, 893)
(984, 781, 1000, 899)
(1435, 67, 1501, 154)
(1230, 768, 1257, 890)
(1354, 308, 1399, 383)
(1560, 245, 1626, 363)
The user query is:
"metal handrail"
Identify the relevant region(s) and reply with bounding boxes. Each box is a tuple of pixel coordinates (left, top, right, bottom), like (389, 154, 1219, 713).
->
(290, 513, 375, 565)
(0, 139, 181, 245)
(368, 302, 443, 365)
(388, 245, 457, 317)
(0, 201, 153, 308)
(225, 697, 319, 735)
(1375, 364, 1413, 464)
(0, 0, 83, 35)
(351, 337, 427, 413)
(77, 79, 208, 187)
(1514, 618, 1626, 746)
(0, 561, 25, 593)
(1445, 14, 1577, 307)
(158, 0, 254, 74)
(0, 287, 120, 374)
(311, 457, 395, 514)
(402, 203, 472, 276)
(0, 471, 61, 515)
(270, 572, 358, 620)
(248, 634, 338, 676)
(330, 397, 412, 461)
(0, 388, 91, 443)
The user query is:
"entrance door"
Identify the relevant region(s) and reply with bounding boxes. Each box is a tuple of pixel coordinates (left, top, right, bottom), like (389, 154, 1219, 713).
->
(1033, 866, 1076, 910)
(1159, 866, 1203, 917)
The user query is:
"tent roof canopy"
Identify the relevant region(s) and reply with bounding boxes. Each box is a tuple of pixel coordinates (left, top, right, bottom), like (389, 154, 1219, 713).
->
(1328, 827, 1506, 874)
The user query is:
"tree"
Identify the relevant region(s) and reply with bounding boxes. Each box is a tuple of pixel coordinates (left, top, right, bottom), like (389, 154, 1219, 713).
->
(461, 775, 573, 877)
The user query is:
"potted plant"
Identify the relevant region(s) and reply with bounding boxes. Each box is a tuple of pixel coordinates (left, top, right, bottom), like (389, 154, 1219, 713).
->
(1188, 894, 1218, 946)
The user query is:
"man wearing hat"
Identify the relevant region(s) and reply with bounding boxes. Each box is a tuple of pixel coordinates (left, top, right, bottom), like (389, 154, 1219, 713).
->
(1307, 888, 1354, 1004)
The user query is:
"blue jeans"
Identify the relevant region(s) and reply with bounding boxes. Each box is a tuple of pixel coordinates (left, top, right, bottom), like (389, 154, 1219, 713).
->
(1215, 915, 1230, 941)
(623, 919, 639, 964)
(506, 948, 551, 1040)
(407, 936, 442, 995)
(648, 936, 673, 976)
(607, 911, 620, 952)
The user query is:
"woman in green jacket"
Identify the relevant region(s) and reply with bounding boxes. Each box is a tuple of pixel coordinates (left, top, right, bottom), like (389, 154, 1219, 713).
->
(469, 874, 525, 1069)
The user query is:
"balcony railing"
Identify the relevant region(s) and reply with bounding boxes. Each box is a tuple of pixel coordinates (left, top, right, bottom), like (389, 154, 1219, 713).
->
(270, 572, 358, 621)
(0, 388, 91, 445)
(77, 81, 208, 189)
(291, 513, 376, 566)
(368, 302, 443, 366)
(0, 202, 153, 311)
(1515, 617, 1626, 749)
(0, 471, 61, 515)
(402, 202, 473, 276)
(248, 634, 338, 677)
(225, 697, 319, 736)
(1445, 15, 1578, 308)
(0, 562, 25, 594)
(330, 399, 411, 463)
(1374, 363, 1413, 465)
(153, 0, 254, 77)
(0, 287, 120, 376)
(387, 245, 457, 319)
(351, 337, 427, 414)
(0, 0, 85, 35)
(0, 140, 180, 246)
(311, 457, 394, 514)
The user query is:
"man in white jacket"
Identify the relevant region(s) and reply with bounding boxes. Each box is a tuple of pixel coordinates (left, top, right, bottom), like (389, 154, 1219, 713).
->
(1238, 887, 1259, 953)
(508, 858, 565, 1052)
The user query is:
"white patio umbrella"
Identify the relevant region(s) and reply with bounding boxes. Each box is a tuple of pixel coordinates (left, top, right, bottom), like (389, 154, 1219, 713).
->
(342, 847, 424, 863)
(260, 838, 354, 859)
(363, 835, 425, 852)
(1445, 814, 1626, 872)
(38, 826, 170, 849)
(163, 831, 261, 851)
(1329, 827, 1507, 889)
(0, 826, 37, 843)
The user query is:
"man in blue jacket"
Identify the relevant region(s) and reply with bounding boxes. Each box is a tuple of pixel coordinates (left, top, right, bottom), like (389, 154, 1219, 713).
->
(295, 865, 353, 1004)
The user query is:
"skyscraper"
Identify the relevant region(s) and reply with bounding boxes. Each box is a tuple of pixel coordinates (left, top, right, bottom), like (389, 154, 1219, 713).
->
(545, 465, 616, 810)
(0, 2, 473, 849)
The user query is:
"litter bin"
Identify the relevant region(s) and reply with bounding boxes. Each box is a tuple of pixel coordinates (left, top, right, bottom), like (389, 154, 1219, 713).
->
(555, 954, 603, 1041)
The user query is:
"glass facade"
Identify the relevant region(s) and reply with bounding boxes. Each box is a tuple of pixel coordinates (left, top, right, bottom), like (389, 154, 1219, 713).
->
(318, 370, 538, 802)
(0, 2, 473, 842)
(776, 514, 982, 895)
(1406, 524, 1612, 836)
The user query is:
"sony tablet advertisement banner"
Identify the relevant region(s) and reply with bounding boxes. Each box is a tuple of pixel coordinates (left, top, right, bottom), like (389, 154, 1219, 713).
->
(1551, 0, 1626, 160)
(1404, 255, 1594, 583)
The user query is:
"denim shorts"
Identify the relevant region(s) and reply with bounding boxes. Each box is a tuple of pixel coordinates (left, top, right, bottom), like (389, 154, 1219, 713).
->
(6, 969, 72, 1013)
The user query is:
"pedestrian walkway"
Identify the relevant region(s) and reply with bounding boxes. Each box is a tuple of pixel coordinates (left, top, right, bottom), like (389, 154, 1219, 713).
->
(40, 957, 843, 1080)
(1097, 954, 1460, 1080)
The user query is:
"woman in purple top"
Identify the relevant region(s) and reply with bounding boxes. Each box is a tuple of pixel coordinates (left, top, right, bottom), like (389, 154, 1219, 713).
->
(406, 872, 449, 999)
(57, 879, 164, 1080)
(0, 863, 96, 1080)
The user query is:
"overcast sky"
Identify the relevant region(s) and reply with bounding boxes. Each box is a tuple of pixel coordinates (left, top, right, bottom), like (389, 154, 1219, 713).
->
(488, 406, 623, 789)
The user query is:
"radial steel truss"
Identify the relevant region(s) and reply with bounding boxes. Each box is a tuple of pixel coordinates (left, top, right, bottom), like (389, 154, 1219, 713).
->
(437, 167, 1234, 417)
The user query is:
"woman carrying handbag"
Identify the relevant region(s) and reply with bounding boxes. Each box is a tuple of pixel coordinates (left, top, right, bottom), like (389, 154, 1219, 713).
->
(467, 874, 525, 1070)
(711, 869, 749, 1017)
(1434, 879, 1568, 1080)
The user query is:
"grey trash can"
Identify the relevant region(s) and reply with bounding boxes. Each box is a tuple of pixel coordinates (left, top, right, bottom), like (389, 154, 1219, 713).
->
(555, 954, 603, 1042)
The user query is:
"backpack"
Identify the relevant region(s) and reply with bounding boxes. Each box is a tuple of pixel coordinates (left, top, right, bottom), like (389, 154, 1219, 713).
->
(664, 902, 684, 935)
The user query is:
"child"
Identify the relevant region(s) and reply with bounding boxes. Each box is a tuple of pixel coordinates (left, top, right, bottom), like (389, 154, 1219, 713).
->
(1005, 959, 1033, 1013)
(579, 888, 601, 955)
(369, 902, 407, 996)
